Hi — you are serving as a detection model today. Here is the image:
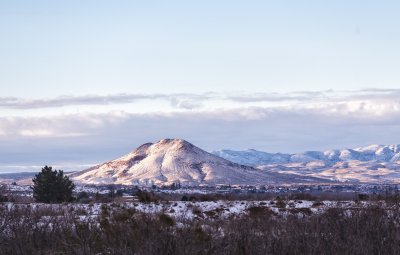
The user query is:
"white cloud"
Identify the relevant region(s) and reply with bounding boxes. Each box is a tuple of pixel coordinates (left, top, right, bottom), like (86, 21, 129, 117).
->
(1, 89, 400, 113)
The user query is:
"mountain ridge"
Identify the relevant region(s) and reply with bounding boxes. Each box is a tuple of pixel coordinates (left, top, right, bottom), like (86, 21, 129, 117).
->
(212, 144, 400, 166)
(72, 139, 327, 186)
(212, 144, 400, 183)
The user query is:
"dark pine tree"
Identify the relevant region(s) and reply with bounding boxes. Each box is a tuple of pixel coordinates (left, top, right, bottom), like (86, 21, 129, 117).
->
(32, 166, 75, 203)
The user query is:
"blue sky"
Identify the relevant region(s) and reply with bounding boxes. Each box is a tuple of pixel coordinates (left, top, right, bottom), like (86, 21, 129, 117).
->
(1, 1, 400, 172)
(1, 0, 400, 96)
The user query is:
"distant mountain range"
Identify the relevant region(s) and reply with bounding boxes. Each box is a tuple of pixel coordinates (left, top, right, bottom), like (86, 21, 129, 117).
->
(212, 144, 400, 166)
(71, 139, 327, 186)
(213, 144, 400, 183)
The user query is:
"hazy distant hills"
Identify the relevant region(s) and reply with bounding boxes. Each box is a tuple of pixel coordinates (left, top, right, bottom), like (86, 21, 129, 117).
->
(71, 139, 327, 186)
(213, 144, 400, 183)
(0, 172, 36, 184)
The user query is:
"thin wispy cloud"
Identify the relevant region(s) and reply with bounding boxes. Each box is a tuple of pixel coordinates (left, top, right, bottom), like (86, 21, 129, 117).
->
(1, 89, 400, 111)
(0, 94, 174, 109)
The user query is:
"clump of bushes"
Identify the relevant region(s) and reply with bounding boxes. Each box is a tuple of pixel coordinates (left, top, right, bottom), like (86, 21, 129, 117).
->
(0, 194, 8, 202)
(275, 197, 286, 209)
(312, 201, 325, 207)
(247, 206, 276, 218)
(159, 213, 174, 227)
(136, 189, 161, 203)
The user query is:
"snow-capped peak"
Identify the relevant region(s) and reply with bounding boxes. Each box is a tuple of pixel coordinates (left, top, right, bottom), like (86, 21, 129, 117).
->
(71, 139, 322, 186)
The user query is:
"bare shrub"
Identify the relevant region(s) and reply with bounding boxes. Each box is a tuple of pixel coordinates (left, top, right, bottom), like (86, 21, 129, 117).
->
(247, 206, 276, 218)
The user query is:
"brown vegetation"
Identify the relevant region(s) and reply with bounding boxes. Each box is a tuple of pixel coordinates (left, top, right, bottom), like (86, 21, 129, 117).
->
(1, 201, 400, 254)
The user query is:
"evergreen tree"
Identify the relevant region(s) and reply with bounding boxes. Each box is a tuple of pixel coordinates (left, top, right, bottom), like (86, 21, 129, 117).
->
(32, 166, 75, 203)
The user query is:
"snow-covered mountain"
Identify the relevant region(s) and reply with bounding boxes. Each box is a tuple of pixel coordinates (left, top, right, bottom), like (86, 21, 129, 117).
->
(212, 144, 400, 183)
(213, 144, 400, 166)
(72, 139, 326, 186)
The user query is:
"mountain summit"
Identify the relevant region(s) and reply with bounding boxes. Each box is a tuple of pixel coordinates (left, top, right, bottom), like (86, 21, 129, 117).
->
(72, 139, 324, 185)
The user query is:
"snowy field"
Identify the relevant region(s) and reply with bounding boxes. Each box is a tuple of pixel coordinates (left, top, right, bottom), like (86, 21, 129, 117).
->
(0, 199, 379, 221)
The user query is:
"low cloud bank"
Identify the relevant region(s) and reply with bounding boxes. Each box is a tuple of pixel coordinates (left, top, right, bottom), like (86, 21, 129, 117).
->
(1, 102, 400, 170)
